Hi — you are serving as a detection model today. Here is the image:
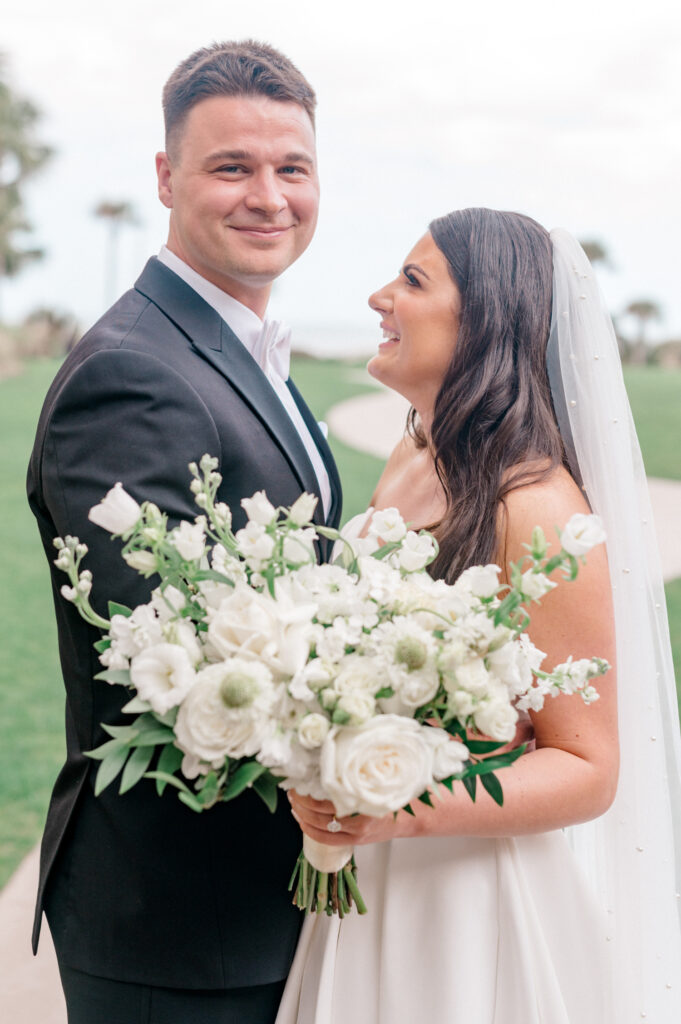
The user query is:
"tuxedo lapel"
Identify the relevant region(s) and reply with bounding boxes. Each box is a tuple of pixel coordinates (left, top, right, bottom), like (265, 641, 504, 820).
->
(287, 377, 343, 529)
(134, 258, 324, 506)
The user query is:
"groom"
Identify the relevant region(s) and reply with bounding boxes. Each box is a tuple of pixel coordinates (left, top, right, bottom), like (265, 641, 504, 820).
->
(27, 40, 341, 1022)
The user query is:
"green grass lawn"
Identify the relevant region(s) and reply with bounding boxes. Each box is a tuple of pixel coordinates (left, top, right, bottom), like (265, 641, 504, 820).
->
(0, 358, 679, 888)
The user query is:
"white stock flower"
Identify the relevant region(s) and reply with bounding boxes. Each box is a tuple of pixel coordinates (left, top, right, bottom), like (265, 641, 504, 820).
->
(109, 606, 163, 661)
(289, 492, 318, 526)
(458, 564, 501, 599)
(331, 510, 380, 565)
(234, 521, 276, 562)
(560, 513, 606, 557)
(298, 712, 331, 749)
(174, 659, 276, 764)
(395, 531, 436, 572)
(170, 520, 206, 562)
(487, 634, 545, 695)
(130, 642, 196, 715)
(150, 585, 186, 623)
(320, 716, 436, 818)
(162, 618, 202, 666)
(241, 491, 277, 526)
(122, 550, 158, 575)
(88, 483, 141, 535)
(368, 507, 407, 543)
(520, 570, 557, 601)
(283, 527, 317, 564)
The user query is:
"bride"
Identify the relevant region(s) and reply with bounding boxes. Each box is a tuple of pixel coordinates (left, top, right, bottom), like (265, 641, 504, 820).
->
(276, 209, 681, 1022)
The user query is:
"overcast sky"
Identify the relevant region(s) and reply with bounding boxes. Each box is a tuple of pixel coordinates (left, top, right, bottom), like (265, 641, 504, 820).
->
(2, 0, 680, 355)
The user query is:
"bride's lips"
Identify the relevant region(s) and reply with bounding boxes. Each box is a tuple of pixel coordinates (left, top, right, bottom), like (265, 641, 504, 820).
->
(378, 321, 400, 351)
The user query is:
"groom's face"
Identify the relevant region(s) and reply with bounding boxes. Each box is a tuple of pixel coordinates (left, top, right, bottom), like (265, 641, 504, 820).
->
(156, 94, 319, 313)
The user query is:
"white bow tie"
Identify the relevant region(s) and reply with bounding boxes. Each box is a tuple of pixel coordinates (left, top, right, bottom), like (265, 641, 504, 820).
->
(253, 319, 292, 382)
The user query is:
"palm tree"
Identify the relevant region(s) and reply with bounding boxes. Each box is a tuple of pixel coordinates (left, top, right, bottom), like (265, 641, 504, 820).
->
(93, 200, 138, 305)
(625, 299, 663, 365)
(578, 239, 611, 269)
(0, 56, 53, 316)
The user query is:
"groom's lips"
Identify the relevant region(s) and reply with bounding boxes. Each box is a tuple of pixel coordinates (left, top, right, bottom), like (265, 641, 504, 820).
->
(229, 225, 293, 239)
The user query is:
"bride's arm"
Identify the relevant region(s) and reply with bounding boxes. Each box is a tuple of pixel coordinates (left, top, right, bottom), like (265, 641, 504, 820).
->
(290, 470, 619, 845)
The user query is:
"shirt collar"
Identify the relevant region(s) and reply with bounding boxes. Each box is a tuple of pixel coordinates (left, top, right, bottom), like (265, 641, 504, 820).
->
(157, 245, 264, 354)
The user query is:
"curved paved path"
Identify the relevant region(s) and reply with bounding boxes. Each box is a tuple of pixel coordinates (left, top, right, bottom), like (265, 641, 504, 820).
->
(328, 387, 681, 582)
(2, 383, 680, 1023)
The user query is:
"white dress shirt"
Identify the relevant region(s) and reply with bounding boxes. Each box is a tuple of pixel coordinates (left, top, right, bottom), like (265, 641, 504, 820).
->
(157, 246, 331, 519)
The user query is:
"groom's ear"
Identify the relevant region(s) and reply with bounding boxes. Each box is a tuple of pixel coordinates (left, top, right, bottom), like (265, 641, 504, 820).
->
(156, 152, 173, 210)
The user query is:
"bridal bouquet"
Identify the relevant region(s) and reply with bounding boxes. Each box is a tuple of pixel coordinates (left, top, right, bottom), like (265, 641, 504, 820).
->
(55, 455, 609, 916)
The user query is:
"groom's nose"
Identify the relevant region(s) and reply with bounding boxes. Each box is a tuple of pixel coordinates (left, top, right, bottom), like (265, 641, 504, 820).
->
(244, 169, 287, 217)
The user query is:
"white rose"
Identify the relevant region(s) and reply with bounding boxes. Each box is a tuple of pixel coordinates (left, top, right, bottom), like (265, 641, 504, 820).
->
(289, 492, 319, 526)
(298, 712, 331, 749)
(396, 531, 436, 572)
(473, 694, 518, 743)
(336, 690, 376, 725)
(174, 659, 275, 764)
(88, 482, 141, 535)
(333, 654, 386, 695)
(520, 570, 557, 601)
(369, 507, 407, 543)
(458, 564, 501, 599)
(390, 665, 440, 709)
(130, 642, 196, 715)
(320, 715, 436, 817)
(170, 520, 206, 562)
(234, 521, 276, 562)
(560, 513, 606, 557)
(122, 550, 158, 575)
(450, 657, 492, 696)
(241, 491, 277, 526)
(424, 729, 469, 780)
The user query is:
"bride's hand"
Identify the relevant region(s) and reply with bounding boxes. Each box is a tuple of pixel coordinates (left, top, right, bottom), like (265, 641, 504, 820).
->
(287, 791, 403, 847)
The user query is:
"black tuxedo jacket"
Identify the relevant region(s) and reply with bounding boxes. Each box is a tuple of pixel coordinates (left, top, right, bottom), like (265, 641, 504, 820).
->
(26, 257, 342, 989)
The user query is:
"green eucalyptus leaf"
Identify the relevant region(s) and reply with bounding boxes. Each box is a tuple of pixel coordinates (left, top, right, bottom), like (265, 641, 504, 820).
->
(100, 723, 138, 741)
(119, 744, 155, 794)
(108, 601, 133, 619)
(84, 738, 125, 761)
(462, 774, 477, 802)
(94, 744, 131, 796)
(252, 771, 279, 813)
(94, 668, 132, 686)
(221, 761, 266, 802)
(121, 695, 151, 714)
(179, 791, 205, 813)
(480, 771, 504, 806)
(465, 739, 506, 754)
(153, 745, 184, 794)
(144, 769, 192, 796)
(93, 638, 111, 653)
(129, 726, 175, 747)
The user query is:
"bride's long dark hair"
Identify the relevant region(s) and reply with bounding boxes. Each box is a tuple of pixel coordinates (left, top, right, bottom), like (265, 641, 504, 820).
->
(413, 208, 566, 583)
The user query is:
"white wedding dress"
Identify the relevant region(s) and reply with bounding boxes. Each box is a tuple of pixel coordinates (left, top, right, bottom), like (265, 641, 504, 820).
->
(275, 830, 612, 1024)
(277, 230, 681, 1023)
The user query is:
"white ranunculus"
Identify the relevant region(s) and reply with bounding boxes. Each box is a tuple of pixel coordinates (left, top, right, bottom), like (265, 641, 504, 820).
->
(560, 513, 606, 557)
(298, 712, 331, 749)
(390, 665, 440, 709)
(109, 605, 163, 660)
(333, 654, 385, 696)
(520, 570, 557, 601)
(458, 564, 501, 599)
(320, 715, 436, 818)
(130, 642, 196, 715)
(368, 507, 407, 543)
(88, 482, 141, 535)
(424, 729, 469, 780)
(473, 693, 518, 743)
(289, 492, 319, 526)
(396, 531, 436, 572)
(122, 550, 158, 575)
(241, 491, 277, 526)
(170, 520, 206, 562)
(174, 659, 275, 764)
(336, 690, 376, 725)
(234, 521, 276, 562)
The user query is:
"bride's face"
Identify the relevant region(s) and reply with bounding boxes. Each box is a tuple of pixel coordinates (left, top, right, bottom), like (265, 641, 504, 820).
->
(367, 232, 461, 416)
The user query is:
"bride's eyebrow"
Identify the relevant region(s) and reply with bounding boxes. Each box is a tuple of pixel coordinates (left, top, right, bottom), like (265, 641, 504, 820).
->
(403, 263, 430, 280)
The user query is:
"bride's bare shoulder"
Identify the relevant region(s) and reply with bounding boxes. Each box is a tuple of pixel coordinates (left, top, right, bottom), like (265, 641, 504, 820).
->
(501, 465, 591, 564)
(369, 432, 421, 502)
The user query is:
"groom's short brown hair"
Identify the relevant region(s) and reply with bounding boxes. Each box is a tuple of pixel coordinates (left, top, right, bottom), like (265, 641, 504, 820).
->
(162, 40, 317, 157)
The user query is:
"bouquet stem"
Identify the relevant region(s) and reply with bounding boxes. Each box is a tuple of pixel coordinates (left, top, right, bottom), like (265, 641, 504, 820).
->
(289, 842, 367, 917)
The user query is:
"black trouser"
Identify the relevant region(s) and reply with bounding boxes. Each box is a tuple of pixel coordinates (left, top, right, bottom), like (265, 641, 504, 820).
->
(57, 964, 287, 1024)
